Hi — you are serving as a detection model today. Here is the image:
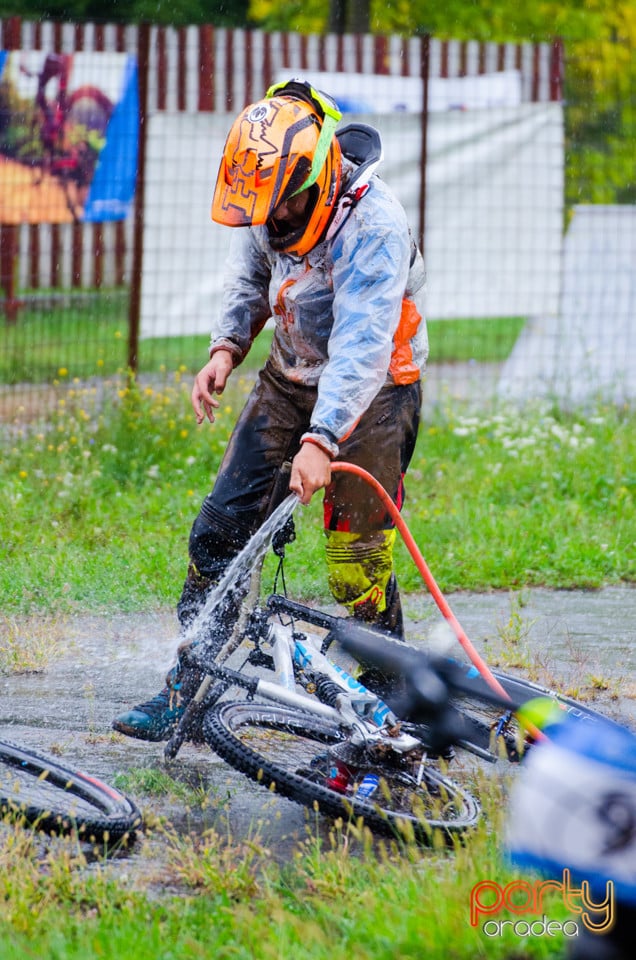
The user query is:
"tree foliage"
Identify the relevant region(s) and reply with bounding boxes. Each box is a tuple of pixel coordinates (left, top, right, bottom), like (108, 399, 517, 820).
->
(248, 0, 635, 206)
(0, 1, 251, 28)
(248, 0, 634, 44)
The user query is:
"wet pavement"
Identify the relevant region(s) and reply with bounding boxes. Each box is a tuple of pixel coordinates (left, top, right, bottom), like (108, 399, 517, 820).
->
(404, 584, 636, 725)
(1, 585, 634, 861)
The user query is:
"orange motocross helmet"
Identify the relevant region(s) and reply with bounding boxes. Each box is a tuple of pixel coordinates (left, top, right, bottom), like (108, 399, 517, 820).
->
(212, 79, 343, 257)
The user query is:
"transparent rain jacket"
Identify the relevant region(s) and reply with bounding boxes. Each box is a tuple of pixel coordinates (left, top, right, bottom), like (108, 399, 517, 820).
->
(210, 161, 428, 445)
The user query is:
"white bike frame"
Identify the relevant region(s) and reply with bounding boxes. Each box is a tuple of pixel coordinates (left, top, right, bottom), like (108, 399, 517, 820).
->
(252, 620, 422, 756)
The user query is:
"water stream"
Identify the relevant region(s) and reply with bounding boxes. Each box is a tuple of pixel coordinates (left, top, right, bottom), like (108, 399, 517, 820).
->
(179, 493, 300, 656)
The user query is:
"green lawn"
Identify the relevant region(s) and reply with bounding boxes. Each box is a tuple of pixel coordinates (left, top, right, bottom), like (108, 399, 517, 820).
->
(1, 311, 633, 960)
(0, 291, 524, 384)
(1, 366, 633, 617)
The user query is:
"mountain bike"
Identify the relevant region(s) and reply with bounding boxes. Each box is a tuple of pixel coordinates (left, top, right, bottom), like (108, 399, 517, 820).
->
(161, 465, 620, 845)
(0, 737, 141, 843)
(19, 53, 113, 220)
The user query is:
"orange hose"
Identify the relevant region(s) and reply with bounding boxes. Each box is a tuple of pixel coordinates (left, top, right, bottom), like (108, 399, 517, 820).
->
(331, 460, 512, 701)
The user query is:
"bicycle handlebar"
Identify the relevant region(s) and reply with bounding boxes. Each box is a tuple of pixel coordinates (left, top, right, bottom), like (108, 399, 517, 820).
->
(332, 616, 518, 736)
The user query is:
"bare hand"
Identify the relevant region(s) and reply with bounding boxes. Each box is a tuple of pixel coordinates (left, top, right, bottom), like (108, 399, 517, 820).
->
(191, 350, 234, 424)
(289, 443, 332, 505)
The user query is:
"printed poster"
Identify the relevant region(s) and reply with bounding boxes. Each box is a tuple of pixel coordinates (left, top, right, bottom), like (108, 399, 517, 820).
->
(0, 50, 138, 223)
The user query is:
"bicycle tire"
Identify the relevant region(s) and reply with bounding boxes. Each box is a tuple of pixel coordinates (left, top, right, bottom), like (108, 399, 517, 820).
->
(56, 86, 114, 219)
(66, 86, 113, 136)
(447, 664, 622, 762)
(0, 739, 141, 843)
(204, 700, 480, 844)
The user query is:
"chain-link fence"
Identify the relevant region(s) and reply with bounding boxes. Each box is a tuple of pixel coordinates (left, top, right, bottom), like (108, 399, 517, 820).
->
(0, 18, 633, 421)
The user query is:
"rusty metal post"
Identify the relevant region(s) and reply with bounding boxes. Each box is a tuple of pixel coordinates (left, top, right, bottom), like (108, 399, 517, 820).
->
(1, 15, 23, 324)
(127, 22, 150, 374)
(418, 33, 430, 259)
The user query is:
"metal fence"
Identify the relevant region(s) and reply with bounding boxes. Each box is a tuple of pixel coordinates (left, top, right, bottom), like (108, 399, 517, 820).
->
(0, 17, 633, 420)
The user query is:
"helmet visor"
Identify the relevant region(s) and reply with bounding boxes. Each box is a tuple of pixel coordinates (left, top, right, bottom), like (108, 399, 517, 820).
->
(212, 100, 317, 227)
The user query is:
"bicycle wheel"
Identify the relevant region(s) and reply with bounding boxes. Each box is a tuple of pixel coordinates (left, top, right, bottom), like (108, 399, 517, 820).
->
(62, 86, 114, 218)
(204, 700, 480, 843)
(66, 86, 113, 141)
(447, 664, 622, 764)
(0, 739, 141, 843)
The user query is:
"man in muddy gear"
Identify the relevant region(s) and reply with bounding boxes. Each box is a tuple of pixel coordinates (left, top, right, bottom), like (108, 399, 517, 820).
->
(113, 78, 428, 742)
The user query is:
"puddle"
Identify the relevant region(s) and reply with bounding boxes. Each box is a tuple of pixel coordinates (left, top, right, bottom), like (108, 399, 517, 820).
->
(1, 585, 634, 873)
(405, 584, 636, 725)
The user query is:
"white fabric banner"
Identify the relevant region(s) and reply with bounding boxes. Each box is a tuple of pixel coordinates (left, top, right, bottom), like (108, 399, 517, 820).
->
(140, 102, 563, 339)
(275, 68, 523, 113)
(499, 205, 636, 405)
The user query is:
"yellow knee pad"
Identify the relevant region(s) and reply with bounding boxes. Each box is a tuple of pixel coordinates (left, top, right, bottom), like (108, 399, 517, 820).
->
(324, 528, 396, 616)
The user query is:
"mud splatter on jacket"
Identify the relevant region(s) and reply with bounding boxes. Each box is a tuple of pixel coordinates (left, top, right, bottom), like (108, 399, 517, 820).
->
(209, 159, 428, 447)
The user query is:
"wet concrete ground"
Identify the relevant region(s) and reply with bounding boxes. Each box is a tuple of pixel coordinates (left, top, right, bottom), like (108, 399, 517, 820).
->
(1, 585, 634, 862)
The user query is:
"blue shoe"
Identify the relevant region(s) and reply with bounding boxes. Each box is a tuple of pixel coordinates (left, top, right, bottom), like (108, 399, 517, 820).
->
(112, 687, 184, 742)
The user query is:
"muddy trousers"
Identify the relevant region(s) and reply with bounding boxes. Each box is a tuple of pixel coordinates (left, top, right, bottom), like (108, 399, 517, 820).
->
(177, 361, 422, 641)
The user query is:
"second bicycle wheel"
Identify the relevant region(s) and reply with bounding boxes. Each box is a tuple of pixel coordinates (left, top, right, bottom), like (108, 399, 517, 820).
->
(204, 700, 480, 843)
(446, 664, 624, 764)
(0, 739, 142, 843)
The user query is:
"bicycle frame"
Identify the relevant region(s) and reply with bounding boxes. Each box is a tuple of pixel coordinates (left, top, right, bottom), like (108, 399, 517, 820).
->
(193, 610, 421, 756)
(158, 479, 626, 843)
(165, 474, 618, 773)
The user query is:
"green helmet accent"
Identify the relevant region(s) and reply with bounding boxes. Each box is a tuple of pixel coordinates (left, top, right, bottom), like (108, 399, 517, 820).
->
(265, 78, 342, 196)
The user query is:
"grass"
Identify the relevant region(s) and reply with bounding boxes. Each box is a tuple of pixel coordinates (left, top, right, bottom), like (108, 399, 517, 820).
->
(0, 778, 579, 960)
(0, 292, 524, 384)
(1, 313, 634, 958)
(1, 291, 129, 384)
(0, 613, 61, 674)
(427, 315, 526, 363)
(112, 766, 214, 810)
(1, 369, 633, 616)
